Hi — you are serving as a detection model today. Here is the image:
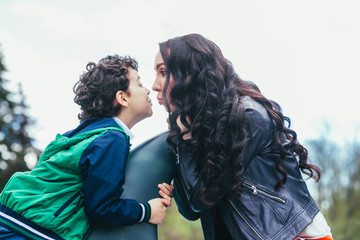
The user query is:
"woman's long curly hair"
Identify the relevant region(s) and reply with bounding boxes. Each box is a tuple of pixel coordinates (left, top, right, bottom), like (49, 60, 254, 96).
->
(73, 55, 138, 122)
(160, 34, 321, 206)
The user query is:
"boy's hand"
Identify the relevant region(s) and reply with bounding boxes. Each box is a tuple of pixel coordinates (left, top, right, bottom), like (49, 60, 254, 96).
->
(148, 198, 167, 225)
(158, 183, 174, 207)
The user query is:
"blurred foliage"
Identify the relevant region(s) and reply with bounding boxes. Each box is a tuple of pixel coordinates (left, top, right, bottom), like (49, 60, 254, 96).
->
(0, 45, 41, 191)
(158, 200, 203, 240)
(306, 124, 360, 240)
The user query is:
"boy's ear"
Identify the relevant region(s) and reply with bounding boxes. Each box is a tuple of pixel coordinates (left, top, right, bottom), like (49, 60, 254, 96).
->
(115, 91, 129, 107)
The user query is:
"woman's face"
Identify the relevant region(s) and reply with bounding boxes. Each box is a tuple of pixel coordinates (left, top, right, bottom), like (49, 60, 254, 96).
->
(152, 51, 174, 111)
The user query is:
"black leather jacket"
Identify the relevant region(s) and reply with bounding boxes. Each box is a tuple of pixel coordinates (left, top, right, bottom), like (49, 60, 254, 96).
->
(172, 96, 319, 240)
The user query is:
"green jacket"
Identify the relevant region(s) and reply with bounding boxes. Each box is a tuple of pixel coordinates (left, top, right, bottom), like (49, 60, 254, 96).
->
(0, 126, 127, 240)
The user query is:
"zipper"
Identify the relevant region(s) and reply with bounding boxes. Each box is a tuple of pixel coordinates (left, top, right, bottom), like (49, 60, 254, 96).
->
(171, 142, 191, 190)
(54, 190, 85, 217)
(168, 142, 179, 164)
(175, 143, 180, 165)
(75, 191, 85, 211)
(229, 198, 264, 240)
(242, 182, 286, 204)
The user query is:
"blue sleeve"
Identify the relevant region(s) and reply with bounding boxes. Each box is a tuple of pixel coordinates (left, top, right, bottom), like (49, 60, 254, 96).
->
(79, 130, 142, 226)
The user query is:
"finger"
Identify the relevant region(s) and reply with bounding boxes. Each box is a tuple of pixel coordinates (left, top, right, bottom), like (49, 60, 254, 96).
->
(162, 183, 174, 193)
(163, 201, 171, 208)
(163, 199, 171, 208)
(159, 182, 171, 189)
(158, 184, 171, 196)
(158, 187, 170, 198)
(161, 182, 171, 188)
(159, 190, 171, 201)
(160, 198, 171, 208)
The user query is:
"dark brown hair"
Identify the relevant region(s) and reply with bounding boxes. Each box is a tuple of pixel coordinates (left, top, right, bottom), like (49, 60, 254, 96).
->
(160, 34, 321, 206)
(73, 55, 138, 121)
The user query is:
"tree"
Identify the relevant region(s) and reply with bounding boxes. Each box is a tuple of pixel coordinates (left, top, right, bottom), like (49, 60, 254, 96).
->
(306, 123, 360, 240)
(305, 122, 340, 210)
(0, 44, 41, 191)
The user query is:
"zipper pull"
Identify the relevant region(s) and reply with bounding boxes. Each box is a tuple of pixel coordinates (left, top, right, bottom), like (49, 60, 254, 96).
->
(251, 185, 257, 195)
(75, 191, 85, 212)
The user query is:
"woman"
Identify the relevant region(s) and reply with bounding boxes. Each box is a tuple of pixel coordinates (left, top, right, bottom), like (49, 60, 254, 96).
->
(153, 34, 333, 240)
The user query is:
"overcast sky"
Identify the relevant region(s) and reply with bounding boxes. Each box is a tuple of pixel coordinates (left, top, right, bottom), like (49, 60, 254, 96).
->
(1, 0, 359, 151)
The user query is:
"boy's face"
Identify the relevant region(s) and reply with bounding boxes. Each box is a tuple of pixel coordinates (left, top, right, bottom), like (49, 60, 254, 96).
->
(125, 68, 153, 122)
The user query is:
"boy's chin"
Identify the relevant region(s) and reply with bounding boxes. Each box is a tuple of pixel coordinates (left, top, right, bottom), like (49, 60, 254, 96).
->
(146, 111, 153, 118)
(133, 109, 153, 126)
(140, 110, 153, 121)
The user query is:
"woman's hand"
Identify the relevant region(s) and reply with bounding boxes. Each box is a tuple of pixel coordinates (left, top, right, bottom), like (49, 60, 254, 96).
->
(158, 183, 174, 208)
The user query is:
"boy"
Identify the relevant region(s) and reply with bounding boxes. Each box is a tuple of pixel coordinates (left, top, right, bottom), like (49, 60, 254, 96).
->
(0, 55, 169, 240)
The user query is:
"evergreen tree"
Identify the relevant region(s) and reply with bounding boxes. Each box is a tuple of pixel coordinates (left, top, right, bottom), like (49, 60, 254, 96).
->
(0, 44, 41, 191)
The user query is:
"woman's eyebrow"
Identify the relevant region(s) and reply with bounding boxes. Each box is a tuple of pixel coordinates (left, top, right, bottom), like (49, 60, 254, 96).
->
(155, 63, 165, 70)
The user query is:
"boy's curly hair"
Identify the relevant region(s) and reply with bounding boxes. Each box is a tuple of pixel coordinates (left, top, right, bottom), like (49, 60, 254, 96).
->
(73, 55, 138, 122)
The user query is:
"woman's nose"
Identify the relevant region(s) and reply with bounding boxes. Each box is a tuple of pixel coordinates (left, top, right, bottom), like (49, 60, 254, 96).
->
(152, 78, 161, 92)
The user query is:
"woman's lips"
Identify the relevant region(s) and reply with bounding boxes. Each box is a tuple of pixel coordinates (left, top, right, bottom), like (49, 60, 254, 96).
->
(157, 98, 164, 105)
